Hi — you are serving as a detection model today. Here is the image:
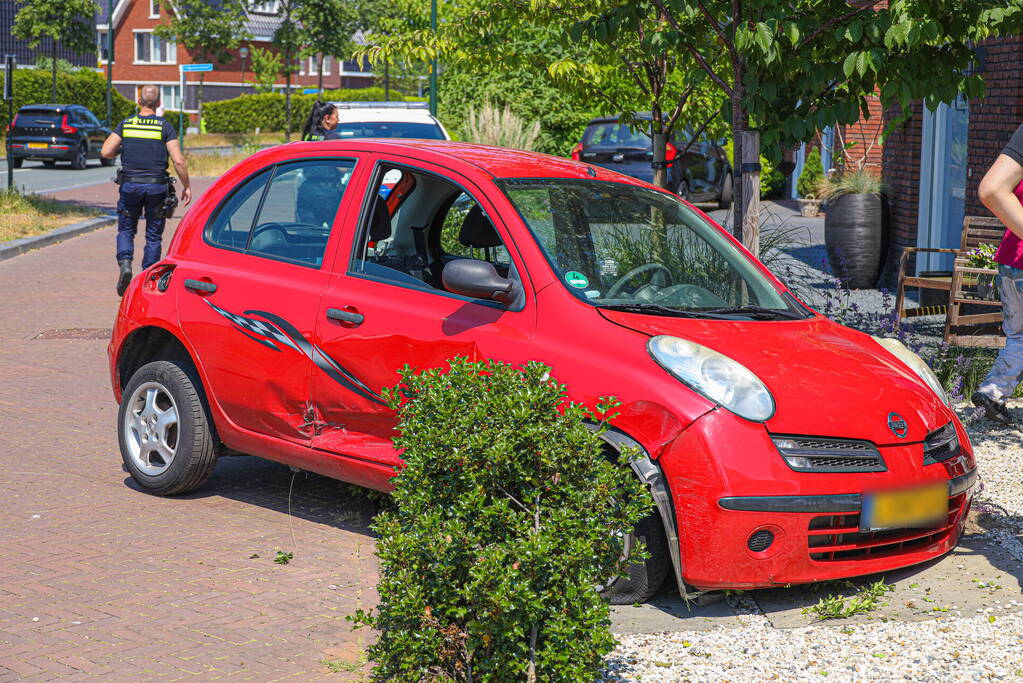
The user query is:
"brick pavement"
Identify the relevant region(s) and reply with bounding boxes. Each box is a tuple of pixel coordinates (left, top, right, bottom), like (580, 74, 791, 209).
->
(0, 179, 377, 680)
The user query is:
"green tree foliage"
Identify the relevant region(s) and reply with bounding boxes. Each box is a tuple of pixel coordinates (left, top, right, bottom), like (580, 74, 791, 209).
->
(295, 0, 359, 93)
(0, 68, 134, 130)
(271, 0, 304, 141)
(12, 0, 100, 103)
(797, 147, 824, 199)
(247, 46, 282, 94)
(155, 0, 250, 124)
(351, 358, 651, 681)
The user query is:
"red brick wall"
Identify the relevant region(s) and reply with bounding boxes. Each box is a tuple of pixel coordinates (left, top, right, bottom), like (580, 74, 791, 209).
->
(965, 36, 1023, 218)
(878, 101, 923, 287)
(839, 93, 885, 175)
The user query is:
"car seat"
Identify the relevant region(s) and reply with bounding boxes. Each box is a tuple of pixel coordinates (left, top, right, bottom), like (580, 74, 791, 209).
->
(296, 165, 344, 228)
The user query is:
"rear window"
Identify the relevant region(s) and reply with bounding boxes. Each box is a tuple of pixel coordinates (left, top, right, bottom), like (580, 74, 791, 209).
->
(15, 111, 61, 126)
(336, 122, 445, 140)
(582, 123, 651, 149)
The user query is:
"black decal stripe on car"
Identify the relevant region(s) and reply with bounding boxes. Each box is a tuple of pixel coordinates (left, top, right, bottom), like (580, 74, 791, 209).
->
(247, 310, 386, 406)
(205, 300, 281, 351)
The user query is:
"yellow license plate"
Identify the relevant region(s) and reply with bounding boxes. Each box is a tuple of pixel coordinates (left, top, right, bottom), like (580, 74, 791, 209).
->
(862, 483, 947, 531)
(27, 142, 48, 149)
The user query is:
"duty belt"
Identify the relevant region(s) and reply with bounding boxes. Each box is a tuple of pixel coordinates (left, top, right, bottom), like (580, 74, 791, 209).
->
(116, 168, 171, 185)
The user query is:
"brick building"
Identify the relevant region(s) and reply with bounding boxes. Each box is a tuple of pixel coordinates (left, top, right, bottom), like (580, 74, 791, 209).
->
(97, 0, 374, 121)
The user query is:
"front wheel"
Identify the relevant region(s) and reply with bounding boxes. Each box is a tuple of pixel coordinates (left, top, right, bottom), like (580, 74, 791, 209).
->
(70, 144, 88, 170)
(602, 512, 670, 604)
(118, 360, 218, 496)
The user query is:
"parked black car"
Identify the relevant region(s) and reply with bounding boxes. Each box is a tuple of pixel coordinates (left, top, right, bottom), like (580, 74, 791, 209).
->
(6, 104, 114, 170)
(571, 115, 732, 208)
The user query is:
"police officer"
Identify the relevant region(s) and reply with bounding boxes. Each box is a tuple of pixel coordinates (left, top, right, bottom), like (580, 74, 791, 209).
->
(101, 84, 192, 296)
(302, 101, 341, 141)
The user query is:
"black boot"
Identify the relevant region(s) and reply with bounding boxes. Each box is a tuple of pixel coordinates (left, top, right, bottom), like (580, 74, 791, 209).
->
(116, 259, 133, 297)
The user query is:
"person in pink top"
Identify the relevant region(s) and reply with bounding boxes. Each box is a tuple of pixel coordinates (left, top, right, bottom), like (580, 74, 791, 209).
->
(973, 126, 1023, 425)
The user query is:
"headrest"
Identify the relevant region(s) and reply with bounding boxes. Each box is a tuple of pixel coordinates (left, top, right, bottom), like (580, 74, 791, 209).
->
(458, 205, 501, 249)
(369, 195, 391, 242)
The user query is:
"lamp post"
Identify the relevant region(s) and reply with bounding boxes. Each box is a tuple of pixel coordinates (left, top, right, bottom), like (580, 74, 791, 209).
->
(429, 0, 437, 117)
(239, 46, 249, 94)
(105, 0, 114, 126)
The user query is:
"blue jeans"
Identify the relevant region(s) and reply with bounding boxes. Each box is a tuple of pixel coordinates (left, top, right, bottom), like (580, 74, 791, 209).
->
(978, 264, 1023, 402)
(116, 181, 168, 268)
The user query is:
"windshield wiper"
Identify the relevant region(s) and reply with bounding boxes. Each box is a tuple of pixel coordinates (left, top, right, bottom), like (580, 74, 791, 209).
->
(700, 305, 806, 320)
(595, 303, 738, 319)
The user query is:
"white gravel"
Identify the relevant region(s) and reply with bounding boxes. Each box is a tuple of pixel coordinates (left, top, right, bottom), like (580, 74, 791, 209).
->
(605, 400, 1023, 681)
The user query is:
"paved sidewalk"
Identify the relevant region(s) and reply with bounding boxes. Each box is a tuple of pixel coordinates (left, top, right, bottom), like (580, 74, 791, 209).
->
(0, 180, 375, 680)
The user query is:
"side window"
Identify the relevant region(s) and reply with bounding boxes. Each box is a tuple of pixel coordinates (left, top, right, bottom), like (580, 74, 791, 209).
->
(84, 110, 101, 127)
(440, 192, 510, 266)
(247, 159, 355, 266)
(205, 168, 272, 250)
(350, 165, 516, 299)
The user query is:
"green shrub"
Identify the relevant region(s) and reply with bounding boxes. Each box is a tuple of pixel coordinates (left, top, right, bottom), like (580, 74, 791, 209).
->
(797, 147, 824, 198)
(351, 358, 652, 681)
(0, 68, 135, 129)
(202, 88, 423, 134)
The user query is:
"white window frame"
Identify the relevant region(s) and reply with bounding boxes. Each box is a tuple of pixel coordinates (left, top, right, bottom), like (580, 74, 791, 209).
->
(249, 1, 280, 14)
(160, 84, 181, 110)
(97, 29, 113, 65)
(149, 0, 160, 18)
(307, 55, 318, 76)
(322, 55, 331, 76)
(133, 29, 177, 65)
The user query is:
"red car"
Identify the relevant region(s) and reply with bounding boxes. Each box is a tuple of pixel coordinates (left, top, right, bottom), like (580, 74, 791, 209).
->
(109, 140, 976, 603)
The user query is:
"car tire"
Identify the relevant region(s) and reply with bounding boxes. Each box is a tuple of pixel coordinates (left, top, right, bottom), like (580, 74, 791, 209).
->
(71, 144, 88, 170)
(42, 160, 56, 168)
(718, 173, 733, 210)
(100, 155, 115, 167)
(118, 360, 218, 496)
(10, 157, 22, 169)
(677, 179, 692, 203)
(602, 512, 670, 605)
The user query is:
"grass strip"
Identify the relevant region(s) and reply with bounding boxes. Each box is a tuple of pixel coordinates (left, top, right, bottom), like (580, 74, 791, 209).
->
(0, 189, 104, 243)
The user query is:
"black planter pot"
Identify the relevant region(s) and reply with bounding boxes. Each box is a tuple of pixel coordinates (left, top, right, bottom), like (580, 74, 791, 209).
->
(824, 193, 889, 289)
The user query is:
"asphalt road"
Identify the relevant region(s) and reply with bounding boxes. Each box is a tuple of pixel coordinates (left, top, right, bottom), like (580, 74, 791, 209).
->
(0, 157, 116, 196)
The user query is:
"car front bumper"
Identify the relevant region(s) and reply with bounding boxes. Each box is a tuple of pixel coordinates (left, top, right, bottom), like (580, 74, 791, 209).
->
(658, 408, 977, 590)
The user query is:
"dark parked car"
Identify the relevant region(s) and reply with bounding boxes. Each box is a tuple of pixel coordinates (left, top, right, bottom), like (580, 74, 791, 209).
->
(571, 115, 732, 208)
(6, 104, 114, 170)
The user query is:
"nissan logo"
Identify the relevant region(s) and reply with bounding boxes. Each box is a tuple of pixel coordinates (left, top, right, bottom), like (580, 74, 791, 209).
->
(887, 412, 908, 438)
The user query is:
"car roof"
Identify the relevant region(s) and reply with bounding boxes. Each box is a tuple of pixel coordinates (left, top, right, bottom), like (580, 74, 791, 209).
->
(587, 113, 654, 124)
(272, 139, 652, 185)
(17, 104, 78, 112)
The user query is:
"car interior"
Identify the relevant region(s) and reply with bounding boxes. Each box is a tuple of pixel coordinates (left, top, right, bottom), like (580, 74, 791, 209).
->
(349, 165, 522, 306)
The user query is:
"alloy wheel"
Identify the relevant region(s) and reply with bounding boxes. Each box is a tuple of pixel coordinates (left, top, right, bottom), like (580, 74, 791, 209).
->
(123, 381, 179, 476)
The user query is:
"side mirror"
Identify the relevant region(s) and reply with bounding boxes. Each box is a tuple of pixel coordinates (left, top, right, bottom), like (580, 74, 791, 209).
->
(442, 258, 515, 304)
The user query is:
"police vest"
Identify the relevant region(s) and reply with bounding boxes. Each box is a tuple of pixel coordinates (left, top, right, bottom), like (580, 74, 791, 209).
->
(117, 114, 176, 172)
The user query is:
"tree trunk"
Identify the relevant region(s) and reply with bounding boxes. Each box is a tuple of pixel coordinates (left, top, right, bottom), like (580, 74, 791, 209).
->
(740, 129, 761, 258)
(384, 61, 390, 101)
(51, 41, 57, 103)
(318, 53, 324, 93)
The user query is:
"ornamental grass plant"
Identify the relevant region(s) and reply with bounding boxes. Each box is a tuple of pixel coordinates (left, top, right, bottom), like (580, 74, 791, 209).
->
(351, 358, 652, 682)
(463, 101, 542, 151)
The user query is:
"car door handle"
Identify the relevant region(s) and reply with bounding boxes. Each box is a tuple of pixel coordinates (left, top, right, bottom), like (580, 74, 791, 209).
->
(184, 278, 217, 294)
(326, 308, 364, 325)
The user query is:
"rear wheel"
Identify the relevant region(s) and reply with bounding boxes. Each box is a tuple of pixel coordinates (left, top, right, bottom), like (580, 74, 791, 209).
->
(718, 173, 733, 210)
(71, 144, 88, 170)
(676, 179, 692, 203)
(118, 360, 218, 496)
(602, 512, 670, 605)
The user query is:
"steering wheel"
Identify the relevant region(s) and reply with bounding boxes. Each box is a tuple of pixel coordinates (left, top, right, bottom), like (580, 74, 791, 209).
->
(250, 223, 289, 252)
(605, 263, 673, 299)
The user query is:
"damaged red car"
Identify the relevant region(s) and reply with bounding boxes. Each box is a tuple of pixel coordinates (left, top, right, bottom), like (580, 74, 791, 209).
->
(109, 139, 977, 603)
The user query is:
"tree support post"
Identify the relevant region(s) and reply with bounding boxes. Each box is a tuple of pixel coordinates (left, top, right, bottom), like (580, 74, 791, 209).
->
(740, 129, 760, 257)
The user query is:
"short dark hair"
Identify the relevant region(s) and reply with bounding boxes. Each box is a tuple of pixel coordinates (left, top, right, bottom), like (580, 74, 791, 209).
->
(139, 84, 161, 108)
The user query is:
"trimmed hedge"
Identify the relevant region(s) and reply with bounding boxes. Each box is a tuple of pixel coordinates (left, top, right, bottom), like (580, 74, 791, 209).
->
(203, 88, 425, 134)
(0, 68, 135, 130)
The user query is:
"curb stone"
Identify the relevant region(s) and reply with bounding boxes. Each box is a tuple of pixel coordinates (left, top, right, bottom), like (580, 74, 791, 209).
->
(0, 214, 116, 261)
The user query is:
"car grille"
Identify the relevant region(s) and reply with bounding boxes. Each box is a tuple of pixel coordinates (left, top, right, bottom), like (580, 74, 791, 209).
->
(807, 492, 968, 562)
(771, 435, 886, 473)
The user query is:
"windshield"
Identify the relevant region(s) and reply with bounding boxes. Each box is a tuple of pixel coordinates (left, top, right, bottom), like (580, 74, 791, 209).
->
(498, 179, 800, 316)
(582, 123, 651, 149)
(336, 122, 445, 140)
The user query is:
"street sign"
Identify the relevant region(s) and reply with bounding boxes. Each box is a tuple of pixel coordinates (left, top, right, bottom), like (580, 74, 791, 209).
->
(302, 88, 320, 94)
(180, 63, 213, 72)
(3, 55, 14, 101)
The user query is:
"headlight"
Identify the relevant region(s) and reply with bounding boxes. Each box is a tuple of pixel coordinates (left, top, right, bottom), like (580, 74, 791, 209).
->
(648, 335, 775, 422)
(871, 336, 949, 406)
